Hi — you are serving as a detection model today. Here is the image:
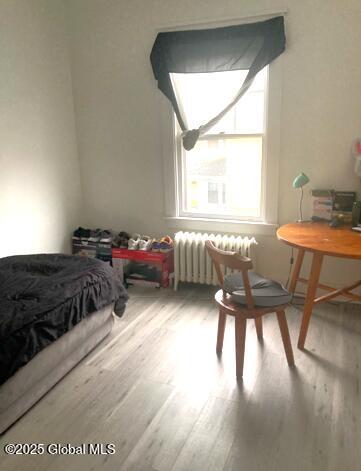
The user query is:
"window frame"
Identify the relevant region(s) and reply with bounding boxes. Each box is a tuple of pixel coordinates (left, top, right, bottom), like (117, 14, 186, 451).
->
(160, 38, 283, 236)
(177, 134, 267, 221)
(175, 65, 268, 220)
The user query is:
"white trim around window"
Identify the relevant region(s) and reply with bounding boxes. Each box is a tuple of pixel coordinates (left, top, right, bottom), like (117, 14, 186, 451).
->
(160, 52, 283, 237)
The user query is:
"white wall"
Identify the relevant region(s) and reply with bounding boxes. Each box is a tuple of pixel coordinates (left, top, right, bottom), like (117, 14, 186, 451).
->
(66, 0, 361, 288)
(0, 0, 82, 257)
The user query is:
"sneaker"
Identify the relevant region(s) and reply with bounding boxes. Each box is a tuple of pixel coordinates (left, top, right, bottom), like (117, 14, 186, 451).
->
(118, 231, 129, 239)
(73, 227, 91, 240)
(138, 236, 153, 251)
(101, 231, 113, 243)
(93, 229, 112, 243)
(159, 236, 173, 253)
(112, 231, 130, 248)
(88, 230, 100, 242)
(128, 233, 141, 250)
(118, 231, 130, 248)
(151, 240, 161, 252)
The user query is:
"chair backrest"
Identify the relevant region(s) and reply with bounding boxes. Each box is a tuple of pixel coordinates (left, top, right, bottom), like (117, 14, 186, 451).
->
(205, 240, 254, 308)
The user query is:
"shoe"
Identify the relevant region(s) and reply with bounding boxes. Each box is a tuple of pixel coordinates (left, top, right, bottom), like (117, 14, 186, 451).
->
(88, 230, 100, 242)
(112, 231, 130, 248)
(128, 233, 141, 250)
(138, 236, 153, 251)
(73, 227, 91, 240)
(99, 230, 112, 243)
(73, 228, 82, 240)
(118, 231, 130, 248)
(89, 228, 113, 244)
(159, 236, 173, 253)
(151, 240, 161, 252)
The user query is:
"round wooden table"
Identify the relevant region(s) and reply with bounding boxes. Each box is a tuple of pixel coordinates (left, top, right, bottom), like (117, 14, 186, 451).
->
(277, 222, 361, 349)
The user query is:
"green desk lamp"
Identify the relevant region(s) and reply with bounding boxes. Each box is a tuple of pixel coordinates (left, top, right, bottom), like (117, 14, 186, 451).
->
(293, 172, 310, 222)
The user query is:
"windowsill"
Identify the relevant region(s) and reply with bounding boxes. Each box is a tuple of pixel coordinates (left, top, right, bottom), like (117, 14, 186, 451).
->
(164, 216, 278, 236)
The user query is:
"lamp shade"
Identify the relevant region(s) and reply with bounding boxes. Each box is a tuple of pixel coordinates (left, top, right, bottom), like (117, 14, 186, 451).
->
(292, 172, 310, 188)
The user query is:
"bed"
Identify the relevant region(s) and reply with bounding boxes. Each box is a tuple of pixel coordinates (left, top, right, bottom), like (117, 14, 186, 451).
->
(0, 254, 128, 434)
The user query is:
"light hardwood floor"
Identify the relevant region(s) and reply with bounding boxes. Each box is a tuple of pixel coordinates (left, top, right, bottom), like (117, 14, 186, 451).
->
(0, 285, 360, 471)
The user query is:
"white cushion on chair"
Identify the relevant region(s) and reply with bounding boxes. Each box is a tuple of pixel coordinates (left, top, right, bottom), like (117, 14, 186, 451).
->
(224, 272, 292, 307)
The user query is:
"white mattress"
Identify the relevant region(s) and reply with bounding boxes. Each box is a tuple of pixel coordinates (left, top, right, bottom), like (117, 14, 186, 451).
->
(0, 304, 114, 434)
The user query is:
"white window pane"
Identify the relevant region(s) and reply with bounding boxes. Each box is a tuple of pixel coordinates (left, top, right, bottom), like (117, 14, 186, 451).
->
(183, 137, 262, 218)
(210, 91, 264, 134)
(235, 91, 265, 133)
(249, 66, 267, 92)
(208, 182, 218, 204)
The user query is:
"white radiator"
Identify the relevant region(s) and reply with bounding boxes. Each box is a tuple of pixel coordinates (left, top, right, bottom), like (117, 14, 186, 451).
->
(174, 231, 257, 290)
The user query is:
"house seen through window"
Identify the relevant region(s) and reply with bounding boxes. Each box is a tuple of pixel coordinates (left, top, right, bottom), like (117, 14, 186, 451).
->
(172, 67, 267, 220)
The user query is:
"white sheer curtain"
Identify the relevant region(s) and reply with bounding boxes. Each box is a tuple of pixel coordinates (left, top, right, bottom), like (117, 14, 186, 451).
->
(171, 70, 249, 132)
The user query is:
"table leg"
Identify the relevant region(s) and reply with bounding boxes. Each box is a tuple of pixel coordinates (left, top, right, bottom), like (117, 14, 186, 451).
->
(289, 248, 305, 294)
(297, 252, 324, 350)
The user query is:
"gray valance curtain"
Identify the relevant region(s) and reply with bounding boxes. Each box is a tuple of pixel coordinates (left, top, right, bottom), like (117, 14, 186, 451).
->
(150, 16, 286, 150)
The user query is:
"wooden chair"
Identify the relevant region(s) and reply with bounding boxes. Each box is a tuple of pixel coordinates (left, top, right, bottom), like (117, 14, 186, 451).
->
(205, 240, 294, 379)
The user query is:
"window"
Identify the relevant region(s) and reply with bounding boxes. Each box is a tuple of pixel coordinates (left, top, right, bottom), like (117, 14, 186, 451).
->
(207, 182, 218, 204)
(172, 68, 267, 221)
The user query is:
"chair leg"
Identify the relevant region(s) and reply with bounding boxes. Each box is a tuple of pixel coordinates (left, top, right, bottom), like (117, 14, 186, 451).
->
(216, 309, 227, 354)
(235, 316, 247, 379)
(276, 310, 294, 366)
(254, 317, 263, 340)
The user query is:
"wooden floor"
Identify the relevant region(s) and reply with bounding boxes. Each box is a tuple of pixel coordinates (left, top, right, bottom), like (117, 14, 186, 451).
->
(1, 284, 360, 471)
